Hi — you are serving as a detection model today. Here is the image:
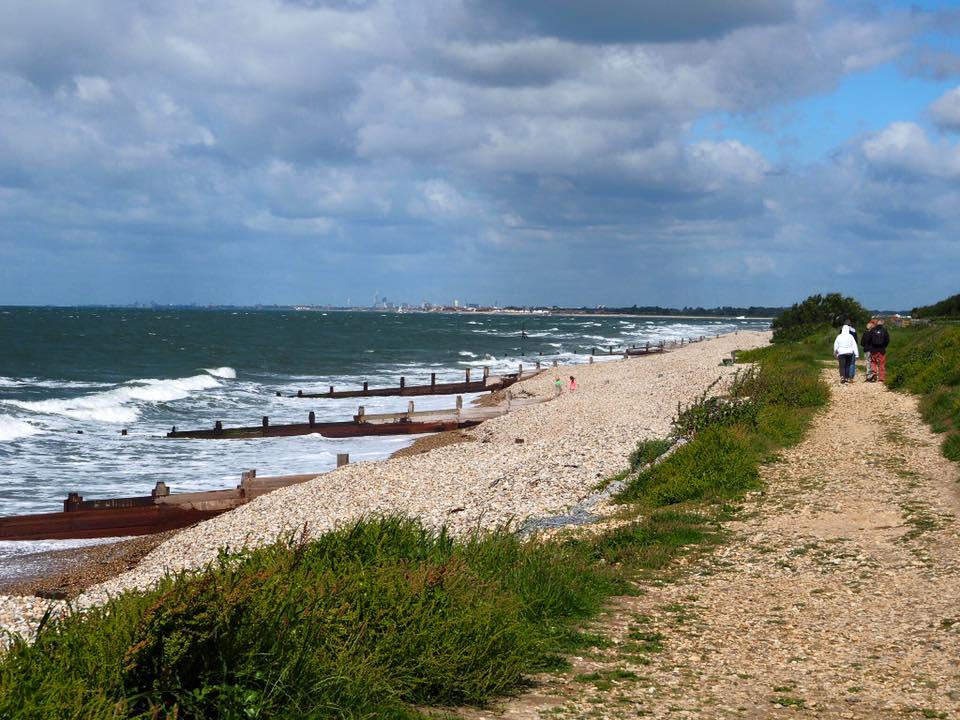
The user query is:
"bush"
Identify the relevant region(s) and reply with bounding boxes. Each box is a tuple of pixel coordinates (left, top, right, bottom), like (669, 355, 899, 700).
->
(943, 432, 960, 462)
(771, 294, 869, 343)
(629, 439, 672, 470)
(912, 291, 960, 319)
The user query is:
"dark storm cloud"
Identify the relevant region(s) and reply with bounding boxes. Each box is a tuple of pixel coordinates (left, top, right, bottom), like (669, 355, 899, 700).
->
(466, 0, 795, 44)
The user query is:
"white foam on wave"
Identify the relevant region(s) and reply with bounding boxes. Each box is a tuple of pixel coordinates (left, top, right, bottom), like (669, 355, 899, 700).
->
(204, 366, 237, 379)
(0, 376, 112, 390)
(458, 351, 478, 358)
(4, 374, 223, 424)
(0, 416, 42, 442)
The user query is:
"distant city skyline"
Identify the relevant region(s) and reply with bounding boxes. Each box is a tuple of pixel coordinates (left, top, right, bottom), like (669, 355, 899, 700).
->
(2, 1, 960, 310)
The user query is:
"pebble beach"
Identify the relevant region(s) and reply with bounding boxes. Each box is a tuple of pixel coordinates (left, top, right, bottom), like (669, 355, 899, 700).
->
(1, 330, 771, 642)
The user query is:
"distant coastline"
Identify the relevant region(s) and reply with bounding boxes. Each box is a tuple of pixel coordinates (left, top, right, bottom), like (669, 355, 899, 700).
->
(0, 303, 786, 319)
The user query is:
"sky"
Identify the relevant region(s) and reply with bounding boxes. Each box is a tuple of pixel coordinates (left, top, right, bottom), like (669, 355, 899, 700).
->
(2, 0, 960, 310)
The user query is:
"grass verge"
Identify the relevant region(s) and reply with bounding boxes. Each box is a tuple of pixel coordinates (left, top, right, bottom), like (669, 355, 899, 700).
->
(885, 324, 960, 462)
(0, 333, 829, 719)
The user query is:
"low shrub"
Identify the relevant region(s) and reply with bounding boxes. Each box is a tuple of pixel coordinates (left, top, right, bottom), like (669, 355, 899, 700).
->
(628, 439, 672, 470)
(944, 432, 960, 462)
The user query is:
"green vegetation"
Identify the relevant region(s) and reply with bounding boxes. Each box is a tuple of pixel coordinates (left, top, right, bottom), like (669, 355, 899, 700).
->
(628, 439, 672, 471)
(616, 334, 829, 507)
(770, 292, 870, 343)
(912, 291, 960, 319)
(885, 324, 960, 461)
(0, 328, 832, 719)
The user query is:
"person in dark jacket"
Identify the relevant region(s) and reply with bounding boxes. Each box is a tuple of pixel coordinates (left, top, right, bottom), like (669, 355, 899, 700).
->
(861, 319, 877, 381)
(868, 319, 890, 382)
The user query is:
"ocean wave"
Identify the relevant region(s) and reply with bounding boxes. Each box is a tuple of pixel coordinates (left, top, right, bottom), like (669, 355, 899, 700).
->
(4, 374, 222, 424)
(204, 367, 237, 379)
(0, 376, 112, 390)
(458, 350, 478, 358)
(0, 416, 42, 442)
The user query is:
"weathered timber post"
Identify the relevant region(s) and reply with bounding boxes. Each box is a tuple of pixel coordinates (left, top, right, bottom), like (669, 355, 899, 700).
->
(483, 366, 490, 380)
(553, 359, 558, 367)
(357, 406, 365, 423)
(276, 391, 281, 397)
(431, 372, 436, 388)
(589, 356, 594, 364)
(363, 381, 369, 392)
(329, 385, 334, 395)
(518, 363, 523, 377)
(646, 341, 650, 352)
(400, 376, 406, 389)
(239, 469, 255, 496)
(506, 389, 512, 409)
(120, 429, 127, 436)
(608, 346, 613, 355)
(152, 481, 170, 499)
(535, 360, 541, 370)
(308, 411, 316, 427)
(215, 420, 223, 433)
(262, 416, 269, 428)
(407, 400, 415, 416)
(298, 389, 303, 398)
(592, 347, 596, 356)
(64, 492, 83, 512)
(466, 368, 471, 383)
(337, 453, 349, 467)
(456, 395, 463, 422)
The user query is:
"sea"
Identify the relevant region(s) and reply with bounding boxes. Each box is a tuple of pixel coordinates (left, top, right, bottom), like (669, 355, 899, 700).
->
(0, 307, 770, 566)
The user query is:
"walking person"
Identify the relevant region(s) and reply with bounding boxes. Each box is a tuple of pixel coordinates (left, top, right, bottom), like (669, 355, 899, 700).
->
(867, 318, 890, 382)
(844, 318, 859, 381)
(568, 375, 577, 392)
(861, 319, 876, 381)
(554, 376, 563, 396)
(833, 325, 858, 384)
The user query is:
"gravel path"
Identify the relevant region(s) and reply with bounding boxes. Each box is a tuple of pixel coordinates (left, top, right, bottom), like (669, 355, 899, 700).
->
(0, 331, 768, 642)
(462, 370, 960, 719)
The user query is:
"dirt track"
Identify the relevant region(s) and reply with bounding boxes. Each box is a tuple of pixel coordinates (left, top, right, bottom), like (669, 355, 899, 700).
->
(461, 373, 960, 719)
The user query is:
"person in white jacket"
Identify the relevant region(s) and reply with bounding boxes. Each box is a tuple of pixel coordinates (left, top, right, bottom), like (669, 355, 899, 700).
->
(833, 325, 859, 384)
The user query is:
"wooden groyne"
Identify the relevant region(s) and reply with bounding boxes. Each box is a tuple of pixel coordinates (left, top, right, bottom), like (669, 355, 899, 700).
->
(167, 396, 488, 440)
(290, 367, 517, 399)
(0, 471, 322, 541)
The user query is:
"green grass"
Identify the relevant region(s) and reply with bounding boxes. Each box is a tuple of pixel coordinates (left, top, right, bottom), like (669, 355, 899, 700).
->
(615, 335, 829, 508)
(885, 324, 960, 462)
(0, 328, 832, 719)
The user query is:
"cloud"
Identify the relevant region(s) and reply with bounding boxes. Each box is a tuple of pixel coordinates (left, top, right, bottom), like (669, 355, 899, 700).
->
(467, 0, 795, 44)
(861, 122, 960, 180)
(0, 0, 957, 309)
(930, 86, 960, 132)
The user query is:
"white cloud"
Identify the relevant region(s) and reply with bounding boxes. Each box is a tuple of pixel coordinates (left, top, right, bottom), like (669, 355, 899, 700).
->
(930, 86, 960, 132)
(861, 121, 960, 179)
(73, 75, 113, 102)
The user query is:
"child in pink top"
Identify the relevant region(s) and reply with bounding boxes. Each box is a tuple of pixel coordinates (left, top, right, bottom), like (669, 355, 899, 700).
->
(568, 376, 577, 392)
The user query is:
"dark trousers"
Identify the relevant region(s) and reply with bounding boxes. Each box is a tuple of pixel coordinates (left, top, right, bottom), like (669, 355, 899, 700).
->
(837, 353, 853, 379)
